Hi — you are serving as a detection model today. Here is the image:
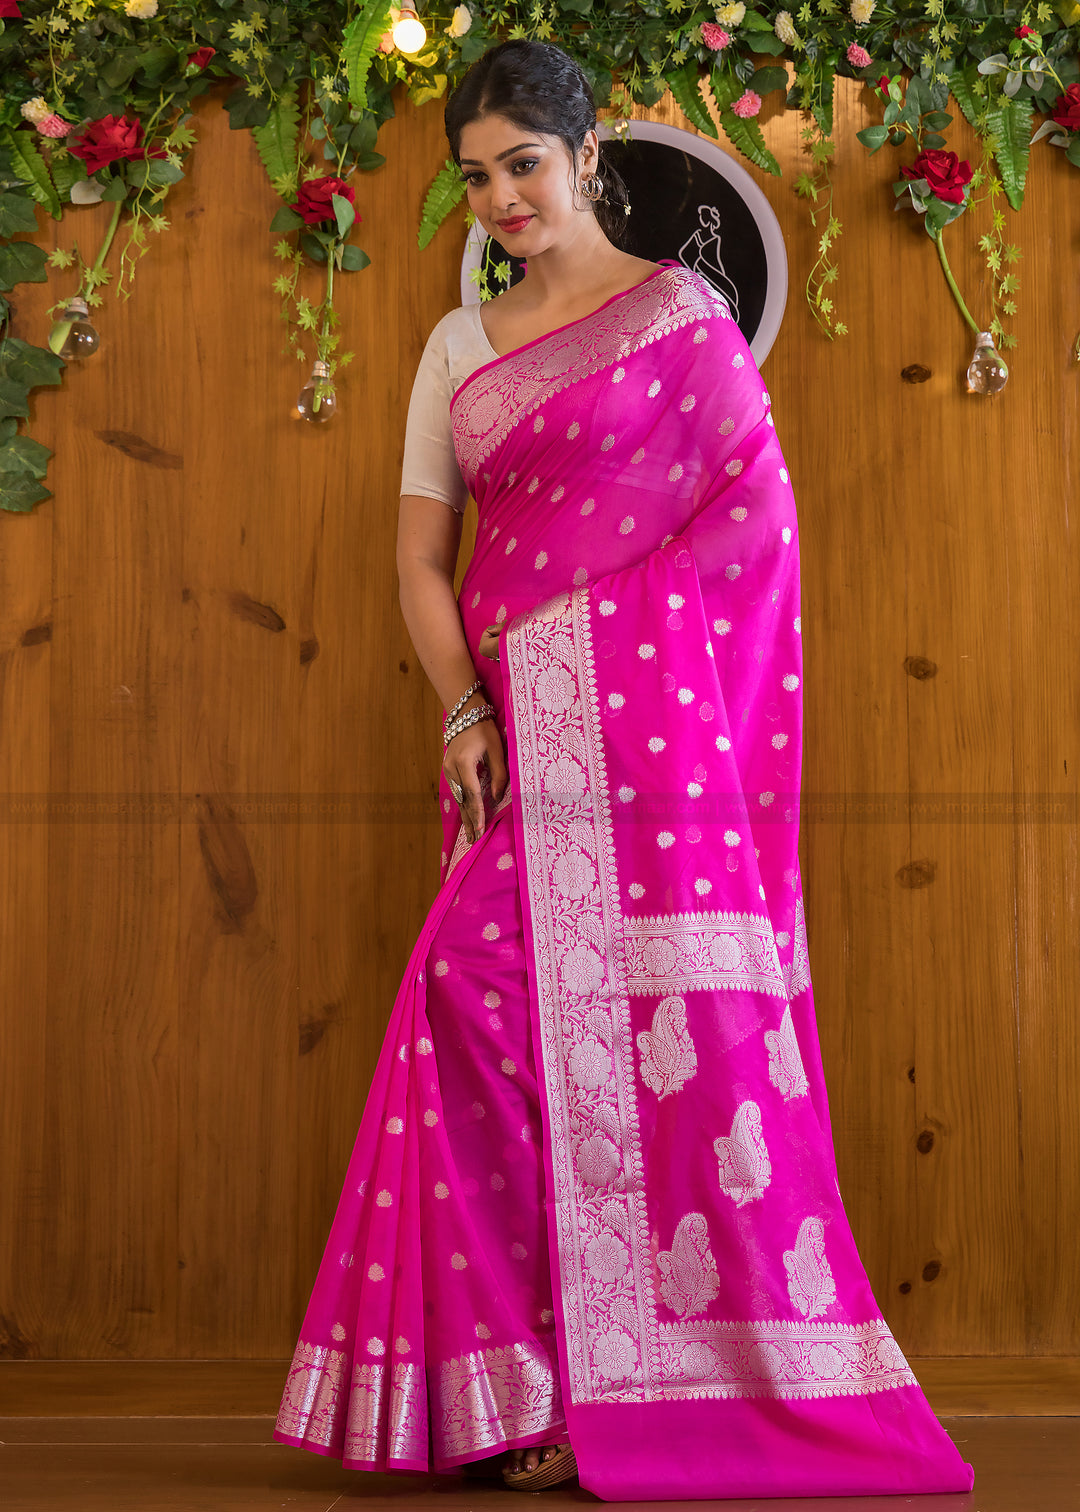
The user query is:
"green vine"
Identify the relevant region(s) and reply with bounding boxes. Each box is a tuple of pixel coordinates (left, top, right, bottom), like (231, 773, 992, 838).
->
(0, 2, 1079, 508)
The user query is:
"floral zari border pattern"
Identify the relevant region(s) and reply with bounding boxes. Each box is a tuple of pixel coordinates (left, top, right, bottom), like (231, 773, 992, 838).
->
(505, 585, 916, 1408)
(277, 1337, 564, 1465)
(276, 1343, 428, 1464)
(622, 908, 786, 997)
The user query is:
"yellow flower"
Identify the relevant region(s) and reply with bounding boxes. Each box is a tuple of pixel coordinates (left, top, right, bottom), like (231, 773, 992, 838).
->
(124, 0, 160, 17)
(715, 1, 746, 22)
(20, 96, 52, 125)
(447, 4, 472, 37)
(849, 0, 876, 22)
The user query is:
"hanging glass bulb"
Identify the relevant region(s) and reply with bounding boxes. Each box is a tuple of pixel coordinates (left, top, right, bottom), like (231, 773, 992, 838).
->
(965, 331, 1009, 395)
(49, 296, 100, 360)
(295, 360, 337, 423)
(392, 4, 427, 53)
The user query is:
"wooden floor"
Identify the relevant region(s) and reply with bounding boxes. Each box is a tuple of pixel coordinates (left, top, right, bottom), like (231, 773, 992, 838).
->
(1, 1416, 1077, 1511)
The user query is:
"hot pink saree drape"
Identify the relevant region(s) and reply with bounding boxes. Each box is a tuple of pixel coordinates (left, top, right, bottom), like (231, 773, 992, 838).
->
(273, 260, 974, 1500)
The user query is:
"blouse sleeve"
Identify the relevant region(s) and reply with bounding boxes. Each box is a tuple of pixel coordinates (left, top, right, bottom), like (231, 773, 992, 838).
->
(399, 318, 469, 514)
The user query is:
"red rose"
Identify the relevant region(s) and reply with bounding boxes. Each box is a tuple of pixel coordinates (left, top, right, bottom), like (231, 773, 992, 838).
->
(291, 176, 358, 227)
(1050, 83, 1080, 134)
(900, 148, 973, 205)
(187, 46, 216, 71)
(0, 2, 23, 18)
(68, 114, 167, 176)
(1015, 25, 1037, 39)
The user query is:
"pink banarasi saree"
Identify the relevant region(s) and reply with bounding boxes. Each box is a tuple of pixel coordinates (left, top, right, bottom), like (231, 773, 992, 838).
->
(273, 260, 974, 1500)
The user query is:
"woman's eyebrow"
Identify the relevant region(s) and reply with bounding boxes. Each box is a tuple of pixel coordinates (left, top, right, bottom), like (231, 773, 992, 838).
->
(459, 142, 544, 166)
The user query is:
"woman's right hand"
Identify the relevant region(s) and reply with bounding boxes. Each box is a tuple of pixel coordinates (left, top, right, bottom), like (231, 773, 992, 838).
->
(444, 716, 508, 845)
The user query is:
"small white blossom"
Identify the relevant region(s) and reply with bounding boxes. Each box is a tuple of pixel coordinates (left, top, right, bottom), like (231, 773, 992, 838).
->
(447, 4, 472, 37)
(775, 10, 799, 46)
(21, 97, 52, 125)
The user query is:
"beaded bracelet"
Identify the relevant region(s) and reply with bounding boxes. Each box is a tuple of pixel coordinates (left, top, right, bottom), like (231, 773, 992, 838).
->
(443, 703, 496, 748)
(444, 678, 482, 732)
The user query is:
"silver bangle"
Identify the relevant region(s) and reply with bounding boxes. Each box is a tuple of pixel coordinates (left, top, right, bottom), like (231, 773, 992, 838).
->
(443, 703, 495, 748)
(444, 678, 482, 731)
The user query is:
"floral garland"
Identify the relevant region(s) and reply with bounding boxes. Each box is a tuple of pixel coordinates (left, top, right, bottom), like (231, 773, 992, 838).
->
(1, 1, 1079, 509)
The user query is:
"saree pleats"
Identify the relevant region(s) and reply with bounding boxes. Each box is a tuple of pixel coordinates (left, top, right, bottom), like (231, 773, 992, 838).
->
(274, 805, 565, 1470)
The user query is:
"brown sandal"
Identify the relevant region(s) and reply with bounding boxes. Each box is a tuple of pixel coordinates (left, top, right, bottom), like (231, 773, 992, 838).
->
(502, 1442, 578, 1490)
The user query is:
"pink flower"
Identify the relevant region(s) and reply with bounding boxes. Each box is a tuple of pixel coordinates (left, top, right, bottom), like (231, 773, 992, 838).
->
(846, 43, 872, 69)
(731, 89, 762, 119)
(377, 28, 395, 53)
(701, 22, 732, 51)
(36, 113, 74, 138)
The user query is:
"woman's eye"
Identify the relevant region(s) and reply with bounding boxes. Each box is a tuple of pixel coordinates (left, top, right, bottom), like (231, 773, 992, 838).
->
(461, 160, 538, 186)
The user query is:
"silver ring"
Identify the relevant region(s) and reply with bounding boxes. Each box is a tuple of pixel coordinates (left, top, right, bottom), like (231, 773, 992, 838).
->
(448, 777, 464, 803)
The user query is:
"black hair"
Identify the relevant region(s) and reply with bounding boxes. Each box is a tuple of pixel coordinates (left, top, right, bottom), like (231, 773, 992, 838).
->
(444, 39, 631, 248)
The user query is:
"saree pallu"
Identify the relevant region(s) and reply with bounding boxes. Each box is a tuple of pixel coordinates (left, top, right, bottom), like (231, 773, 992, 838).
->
(273, 261, 975, 1500)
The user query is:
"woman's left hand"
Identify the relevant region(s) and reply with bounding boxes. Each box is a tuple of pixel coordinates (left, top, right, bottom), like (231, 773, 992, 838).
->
(478, 622, 502, 662)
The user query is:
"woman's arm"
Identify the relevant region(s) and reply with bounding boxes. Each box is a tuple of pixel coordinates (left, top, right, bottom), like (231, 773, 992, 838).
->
(396, 494, 508, 843)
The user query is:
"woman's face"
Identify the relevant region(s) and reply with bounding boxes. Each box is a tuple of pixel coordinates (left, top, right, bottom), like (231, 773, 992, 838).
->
(457, 112, 598, 253)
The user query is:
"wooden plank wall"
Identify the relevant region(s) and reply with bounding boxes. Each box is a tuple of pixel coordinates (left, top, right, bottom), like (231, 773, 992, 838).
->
(0, 75, 1077, 1387)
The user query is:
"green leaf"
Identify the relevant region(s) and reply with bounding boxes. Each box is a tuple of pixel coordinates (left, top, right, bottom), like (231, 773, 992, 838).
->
(299, 232, 328, 263)
(0, 191, 38, 238)
(668, 63, 717, 140)
(0, 337, 65, 391)
(949, 65, 984, 130)
(0, 240, 49, 292)
(924, 111, 953, 130)
(410, 73, 448, 108)
(750, 66, 788, 98)
(49, 153, 88, 203)
(252, 89, 300, 188)
(332, 192, 355, 239)
(743, 33, 786, 56)
(343, 0, 394, 113)
(0, 428, 51, 476)
(340, 244, 370, 272)
(986, 96, 1033, 210)
(1, 128, 62, 220)
(270, 205, 304, 232)
(1067, 135, 1080, 168)
(856, 124, 889, 154)
(99, 174, 130, 203)
(719, 109, 781, 176)
(417, 158, 467, 251)
(0, 472, 52, 513)
(740, 9, 774, 30)
(0, 376, 30, 419)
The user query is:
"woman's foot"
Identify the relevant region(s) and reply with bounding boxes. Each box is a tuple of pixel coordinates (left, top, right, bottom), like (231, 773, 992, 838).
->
(506, 1443, 562, 1475)
(502, 1441, 577, 1489)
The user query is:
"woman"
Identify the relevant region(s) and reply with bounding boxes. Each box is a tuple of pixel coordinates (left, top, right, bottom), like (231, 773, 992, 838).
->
(273, 40, 975, 1502)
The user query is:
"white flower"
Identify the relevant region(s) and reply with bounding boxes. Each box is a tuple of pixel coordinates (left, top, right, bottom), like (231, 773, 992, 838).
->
(775, 10, 799, 45)
(593, 1328, 638, 1380)
(124, 0, 159, 17)
(568, 1037, 613, 1090)
(715, 2, 746, 24)
(849, 0, 875, 21)
(447, 3, 473, 36)
(584, 1232, 630, 1282)
(20, 97, 52, 125)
